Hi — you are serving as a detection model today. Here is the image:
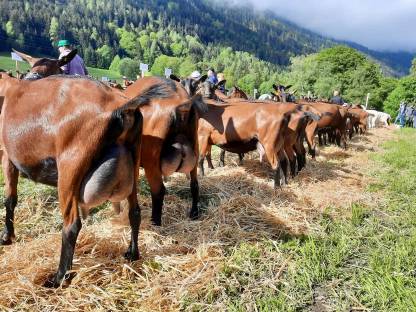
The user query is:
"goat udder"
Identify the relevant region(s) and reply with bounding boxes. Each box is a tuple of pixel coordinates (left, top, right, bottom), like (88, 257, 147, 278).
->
(79, 145, 134, 215)
(161, 137, 197, 176)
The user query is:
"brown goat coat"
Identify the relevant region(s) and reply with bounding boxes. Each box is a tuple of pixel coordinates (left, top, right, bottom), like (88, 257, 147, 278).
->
(0, 76, 162, 287)
(123, 77, 204, 225)
(198, 100, 290, 186)
(202, 98, 321, 177)
(302, 101, 349, 148)
(348, 107, 369, 135)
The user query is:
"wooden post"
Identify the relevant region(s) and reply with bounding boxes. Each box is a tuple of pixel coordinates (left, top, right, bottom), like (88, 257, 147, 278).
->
(365, 93, 370, 109)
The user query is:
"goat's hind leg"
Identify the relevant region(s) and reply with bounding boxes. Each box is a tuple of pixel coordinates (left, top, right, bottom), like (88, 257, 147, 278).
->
(1, 153, 19, 245)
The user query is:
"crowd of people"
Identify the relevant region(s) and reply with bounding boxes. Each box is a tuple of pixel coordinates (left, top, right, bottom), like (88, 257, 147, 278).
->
(395, 102, 416, 128)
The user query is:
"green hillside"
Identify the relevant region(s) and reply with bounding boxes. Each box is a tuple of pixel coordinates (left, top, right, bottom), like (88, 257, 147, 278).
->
(0, 0, 413, 76)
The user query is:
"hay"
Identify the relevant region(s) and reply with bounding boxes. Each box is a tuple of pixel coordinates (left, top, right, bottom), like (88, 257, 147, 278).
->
(0, 128, 392, 311)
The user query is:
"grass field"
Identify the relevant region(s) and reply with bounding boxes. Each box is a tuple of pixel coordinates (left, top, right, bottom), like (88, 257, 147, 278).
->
(0, 52, 122, 81)
(0, 127, 415, 311)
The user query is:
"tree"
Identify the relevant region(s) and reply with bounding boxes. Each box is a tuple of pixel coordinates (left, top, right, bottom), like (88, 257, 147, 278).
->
(384, 76, 416, 117)
(109, 55, 121, 73)
(170, 42, 184, 57)
(237, 74, 257, 95)
(179, 58, 196, 77)
(411, 57, 416, 76)
(344, 61, 381, 104)
(49, 17, 59, 44)
(117, 28, 138, 57)
(151, 55, 182, 76)
(370, 77, 398, 111)
(5, 20, 15, 37)
(96, 45, 113, 69)
(286, 54, 318, 95)
(119, 58, 140, 80)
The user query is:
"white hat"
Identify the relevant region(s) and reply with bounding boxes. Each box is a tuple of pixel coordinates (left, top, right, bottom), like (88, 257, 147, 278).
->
(190, 70, 201, 79)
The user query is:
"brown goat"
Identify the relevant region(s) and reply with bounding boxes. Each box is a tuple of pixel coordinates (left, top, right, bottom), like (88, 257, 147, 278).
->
(198, 101, 291, 187)
(123, 77, 207, 225)
(302, 101, 349, 149)
(0, 75, 169, 287)
(12, 49, 77, 79)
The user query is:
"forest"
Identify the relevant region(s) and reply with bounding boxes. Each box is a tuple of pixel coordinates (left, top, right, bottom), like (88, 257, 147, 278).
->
(1, 0, 415, 114)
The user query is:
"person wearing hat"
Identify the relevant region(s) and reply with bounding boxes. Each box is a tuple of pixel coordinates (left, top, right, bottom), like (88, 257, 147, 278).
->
(190, 70, 202, 80)
(58, 39, 89, 76)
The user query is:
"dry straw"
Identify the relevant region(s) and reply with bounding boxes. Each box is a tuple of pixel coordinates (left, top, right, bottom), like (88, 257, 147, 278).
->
(0, 128, 393, 311)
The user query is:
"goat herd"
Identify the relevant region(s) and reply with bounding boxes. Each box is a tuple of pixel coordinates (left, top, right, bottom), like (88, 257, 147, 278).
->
(0, 50, 382, 288)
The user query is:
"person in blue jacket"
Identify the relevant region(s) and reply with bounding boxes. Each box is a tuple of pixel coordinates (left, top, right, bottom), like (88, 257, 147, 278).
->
(207, 68, 218, 85)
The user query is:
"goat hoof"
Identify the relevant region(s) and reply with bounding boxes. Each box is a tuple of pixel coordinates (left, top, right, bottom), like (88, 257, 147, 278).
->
(151, 217, 162, 226)
(0, 231, 14, 245)
(43, 272, 74, 288)
(189, 209, 200, 220)
(0, 238, 12, 246)
(124, 248, 140, 262)
(43, 274, 61, 288)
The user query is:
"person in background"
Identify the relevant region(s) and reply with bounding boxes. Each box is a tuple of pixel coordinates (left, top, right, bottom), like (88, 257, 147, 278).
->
(190, 70, 202, 80)
(57, 39, 89, 76)
(395, 102, 407, 128)
(217, 73, 226, 94)
(330, 90, 344, 105)
(405, 105, 414, 127)
(207, 68, 218, 85)
(411, 105, 416, 128)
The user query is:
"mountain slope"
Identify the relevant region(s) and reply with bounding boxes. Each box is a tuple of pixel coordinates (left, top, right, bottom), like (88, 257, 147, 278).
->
(0, 0, 413, 75)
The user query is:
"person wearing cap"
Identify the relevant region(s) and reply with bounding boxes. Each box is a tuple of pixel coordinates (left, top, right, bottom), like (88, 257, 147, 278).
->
(57, 39, 89, 76)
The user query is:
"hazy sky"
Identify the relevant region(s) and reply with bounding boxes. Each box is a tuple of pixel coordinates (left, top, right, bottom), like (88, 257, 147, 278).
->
(246, 0, 416, 52)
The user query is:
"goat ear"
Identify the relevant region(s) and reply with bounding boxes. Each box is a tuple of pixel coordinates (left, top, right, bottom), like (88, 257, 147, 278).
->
(192, 75, 208, 89)
(58, 49, 78, 67)
(170, 74, 180, 82)
(217, 80, 226, 87)
(197, 75, 208, 83)
(12, 49, 39, 67)
(272, 84, 278, 91)
(285, 85, 293, 90)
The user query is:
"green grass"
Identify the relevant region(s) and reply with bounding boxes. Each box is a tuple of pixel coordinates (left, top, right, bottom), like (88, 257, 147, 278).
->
(0, 52, 121, 81)
(182, 129, 416, 311)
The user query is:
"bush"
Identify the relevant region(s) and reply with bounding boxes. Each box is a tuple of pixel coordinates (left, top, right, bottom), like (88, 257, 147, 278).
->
(119, 57, 140, 80)
(383, 76, 416, 117)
